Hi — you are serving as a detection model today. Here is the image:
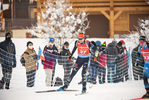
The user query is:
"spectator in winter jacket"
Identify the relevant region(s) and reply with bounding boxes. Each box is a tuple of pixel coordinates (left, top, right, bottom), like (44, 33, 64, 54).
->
(93, 41, 107, 84)
(105, 42, 118, 83)
(120, 40, 129, 81)
(91, 41, 101, 84)
(59, 42, 74, 84)
(43, 42, 58, 87)
(98, 42, 107, 84)
(23, 41, 37, 87)
(116, 41, 124, 82)
(0, 32, 16, 89)
(132, 45, 144, 80)
(43, 37, 58, 86)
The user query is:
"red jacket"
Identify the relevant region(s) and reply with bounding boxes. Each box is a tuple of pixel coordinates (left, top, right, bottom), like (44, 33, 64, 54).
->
(99, 54, 107, 67)
(43, 50, 55, 69)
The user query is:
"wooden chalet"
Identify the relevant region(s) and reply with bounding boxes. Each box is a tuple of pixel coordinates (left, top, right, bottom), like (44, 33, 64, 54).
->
(34, 0, 149, 38)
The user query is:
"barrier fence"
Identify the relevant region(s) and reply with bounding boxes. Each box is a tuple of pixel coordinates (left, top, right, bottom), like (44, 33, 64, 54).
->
(0, 47, 144, 87)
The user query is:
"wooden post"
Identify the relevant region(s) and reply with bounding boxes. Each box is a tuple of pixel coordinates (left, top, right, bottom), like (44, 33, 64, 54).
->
(37, 0, 41, 24)
(110, 11, 114, 38)
(110, 0, 114, 38)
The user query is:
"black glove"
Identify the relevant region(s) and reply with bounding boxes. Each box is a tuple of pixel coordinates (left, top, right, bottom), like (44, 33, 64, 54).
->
(68, 55, 72, 60)
(32, 55, 37, 60)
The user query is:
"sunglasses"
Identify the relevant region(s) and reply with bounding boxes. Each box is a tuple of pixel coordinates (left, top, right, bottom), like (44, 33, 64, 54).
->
(78, 38, 83, 40)
(139, 41, 145, 44)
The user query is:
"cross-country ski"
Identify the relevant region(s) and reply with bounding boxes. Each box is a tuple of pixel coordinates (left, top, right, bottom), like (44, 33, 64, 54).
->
(36, 89, 79, 93)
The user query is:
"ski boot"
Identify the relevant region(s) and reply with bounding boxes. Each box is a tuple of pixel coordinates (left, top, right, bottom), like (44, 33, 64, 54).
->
(82, 86, 86, 93)
(5, 83, 10, 90)
(58, 81, 69, 91)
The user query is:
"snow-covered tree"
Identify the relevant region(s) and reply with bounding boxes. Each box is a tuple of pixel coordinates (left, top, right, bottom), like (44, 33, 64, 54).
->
(28, 0, 89, 49)
(126, 17, 149, 46)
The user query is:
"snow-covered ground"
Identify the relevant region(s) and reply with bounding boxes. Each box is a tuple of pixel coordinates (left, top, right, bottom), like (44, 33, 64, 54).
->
(0, 37, 145, 100)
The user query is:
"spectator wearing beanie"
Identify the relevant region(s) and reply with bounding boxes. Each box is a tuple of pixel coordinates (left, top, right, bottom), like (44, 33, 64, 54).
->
(105, 41, 118, 83)
(94, 41, 107, 84)
(119, 40, 129, 81)
(58, 42, 74, 84)
(0, 32, 16, 89)
(90, 41, 102, 84)
(115, 41, 125, 82)
(43, 42, 57, 87)
(43, 37, 58, 86)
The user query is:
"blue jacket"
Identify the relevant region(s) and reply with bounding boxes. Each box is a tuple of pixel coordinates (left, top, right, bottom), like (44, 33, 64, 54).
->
(43, 45, 58, 65)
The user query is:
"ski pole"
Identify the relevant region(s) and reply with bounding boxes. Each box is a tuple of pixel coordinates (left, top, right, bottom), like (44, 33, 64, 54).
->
(96, 61, 104, 67)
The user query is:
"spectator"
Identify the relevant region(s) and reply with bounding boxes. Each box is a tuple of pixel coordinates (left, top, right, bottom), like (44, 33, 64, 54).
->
(43, 37, 58, 86)
(120, 40, 129, 81)
(132, 45, 144, 80)
(115, 41, 124, 82)
(59, 42, 74, 84)
(0, 32, 16, 89)
(98, 42, 107, 84)
(106, 41, 118, 83)
(43, 42, 57, 87)
(23, 41, 37, 87)
(91, 41, 101, 84)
